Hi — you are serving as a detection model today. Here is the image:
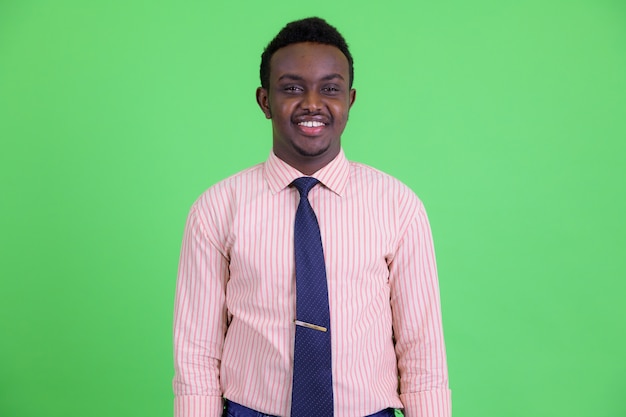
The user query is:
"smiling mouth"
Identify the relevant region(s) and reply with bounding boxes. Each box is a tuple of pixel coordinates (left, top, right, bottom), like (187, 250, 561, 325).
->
(298, 121, 325, 128)
(296, 120, 327, 136)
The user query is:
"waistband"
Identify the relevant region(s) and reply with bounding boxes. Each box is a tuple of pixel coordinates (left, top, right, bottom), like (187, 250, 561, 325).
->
(224, 400, 396, 417)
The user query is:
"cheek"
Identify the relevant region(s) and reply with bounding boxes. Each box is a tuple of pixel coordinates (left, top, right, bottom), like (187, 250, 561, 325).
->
(271, 107, 294, 133)
(273, 102, 296, 121)
(332, 104, 350, 123)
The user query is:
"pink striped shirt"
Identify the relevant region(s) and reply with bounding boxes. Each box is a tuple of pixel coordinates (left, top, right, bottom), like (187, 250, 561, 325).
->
(173, 149, 451, 417)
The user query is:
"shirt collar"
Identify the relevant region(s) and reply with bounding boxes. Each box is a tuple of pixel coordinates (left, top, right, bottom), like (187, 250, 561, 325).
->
(264, 149, 350, 197)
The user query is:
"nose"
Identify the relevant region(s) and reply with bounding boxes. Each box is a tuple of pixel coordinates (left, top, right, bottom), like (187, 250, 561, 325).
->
(301, 90, 322, 112)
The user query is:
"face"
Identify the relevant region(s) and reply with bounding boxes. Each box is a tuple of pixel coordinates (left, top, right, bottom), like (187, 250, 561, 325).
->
(256, 42, 356, 175)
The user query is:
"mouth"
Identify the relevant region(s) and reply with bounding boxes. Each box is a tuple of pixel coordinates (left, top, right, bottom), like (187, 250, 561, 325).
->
(298, 120, 325, 128)
(294, 118, 329, 136)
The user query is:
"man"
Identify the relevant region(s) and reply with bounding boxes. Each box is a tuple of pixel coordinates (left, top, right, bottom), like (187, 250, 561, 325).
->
(173, 17, 451, 417)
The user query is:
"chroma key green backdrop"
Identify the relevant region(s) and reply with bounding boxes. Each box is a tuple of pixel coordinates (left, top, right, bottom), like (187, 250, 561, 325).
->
(1, 1, 625, 416)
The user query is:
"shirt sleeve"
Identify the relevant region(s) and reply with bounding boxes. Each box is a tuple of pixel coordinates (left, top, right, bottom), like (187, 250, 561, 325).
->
(173, 202, 230, 417)
(389, 199, 452, 417)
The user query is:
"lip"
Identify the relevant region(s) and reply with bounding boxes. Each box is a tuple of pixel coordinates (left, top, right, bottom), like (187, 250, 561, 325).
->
(293, 115, 330, 136)
(296, 123, 325, 136)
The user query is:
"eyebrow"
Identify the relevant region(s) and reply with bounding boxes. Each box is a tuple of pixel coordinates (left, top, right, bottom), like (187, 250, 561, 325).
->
(277, 73, 345, 82)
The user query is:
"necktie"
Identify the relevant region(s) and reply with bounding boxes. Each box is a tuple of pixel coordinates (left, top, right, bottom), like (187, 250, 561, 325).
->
(291, 177, 334, 417)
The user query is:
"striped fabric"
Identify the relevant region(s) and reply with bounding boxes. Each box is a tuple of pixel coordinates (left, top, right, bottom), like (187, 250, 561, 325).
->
(173, 149, 451, 417)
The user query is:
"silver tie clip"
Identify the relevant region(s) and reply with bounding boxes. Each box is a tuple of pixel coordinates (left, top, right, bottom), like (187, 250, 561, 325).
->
(294, 320, 327, 332)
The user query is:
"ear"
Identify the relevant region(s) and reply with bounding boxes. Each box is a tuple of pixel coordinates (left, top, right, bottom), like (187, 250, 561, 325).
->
(348, 88, 356, 109)
(256, 87, 272, 119)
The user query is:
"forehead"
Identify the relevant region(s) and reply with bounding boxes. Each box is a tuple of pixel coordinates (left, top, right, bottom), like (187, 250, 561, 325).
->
(269, 42, 350, 81)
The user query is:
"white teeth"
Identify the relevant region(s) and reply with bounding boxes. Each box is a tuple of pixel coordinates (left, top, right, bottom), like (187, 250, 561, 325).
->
(298, 121, 324, 128)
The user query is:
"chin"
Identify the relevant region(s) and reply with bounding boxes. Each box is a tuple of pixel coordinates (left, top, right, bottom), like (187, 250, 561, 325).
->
(294, 144, 331, 158)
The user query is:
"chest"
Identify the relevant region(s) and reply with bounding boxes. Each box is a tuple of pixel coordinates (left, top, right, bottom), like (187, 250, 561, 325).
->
(227, 191, 397, 282)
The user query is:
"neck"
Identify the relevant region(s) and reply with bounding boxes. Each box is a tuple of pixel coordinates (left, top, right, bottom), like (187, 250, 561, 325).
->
(273, 145, 340, 175)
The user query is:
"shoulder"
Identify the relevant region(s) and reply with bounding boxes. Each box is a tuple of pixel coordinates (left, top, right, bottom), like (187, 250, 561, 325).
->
(189, 163, 265, 219)
(196, 163, 264, 200)
(348, 161, 424, 209)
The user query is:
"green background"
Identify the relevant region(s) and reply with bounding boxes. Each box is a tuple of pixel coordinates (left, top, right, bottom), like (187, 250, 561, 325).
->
(1, 1, 625, 416)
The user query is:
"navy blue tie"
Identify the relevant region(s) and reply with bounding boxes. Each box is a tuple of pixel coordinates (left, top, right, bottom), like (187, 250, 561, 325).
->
(291, 177, 334, 417)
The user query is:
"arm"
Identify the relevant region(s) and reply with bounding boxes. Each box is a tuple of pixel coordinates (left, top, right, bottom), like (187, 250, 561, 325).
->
(389, 200, 451, 417)
(173, 204, 229, 417)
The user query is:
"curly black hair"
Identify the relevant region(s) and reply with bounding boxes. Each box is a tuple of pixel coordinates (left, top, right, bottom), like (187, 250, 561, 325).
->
(260, 17, 354, 89)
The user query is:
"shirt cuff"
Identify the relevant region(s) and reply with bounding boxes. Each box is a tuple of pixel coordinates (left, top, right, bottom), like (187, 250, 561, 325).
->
(174, 395, 223, 417)
(400, 389, 452, 417)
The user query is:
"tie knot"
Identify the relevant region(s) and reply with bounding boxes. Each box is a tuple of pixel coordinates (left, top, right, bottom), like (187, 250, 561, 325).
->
(292, 177, 319, 198)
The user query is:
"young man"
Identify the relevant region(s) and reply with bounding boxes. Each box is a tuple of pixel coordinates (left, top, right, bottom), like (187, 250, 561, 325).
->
(173, 17, 451, 417)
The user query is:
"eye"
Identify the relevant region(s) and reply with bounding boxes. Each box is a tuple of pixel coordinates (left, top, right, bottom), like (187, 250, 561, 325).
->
(283, 85, 303, 93)
(321, 86, 340, 94)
